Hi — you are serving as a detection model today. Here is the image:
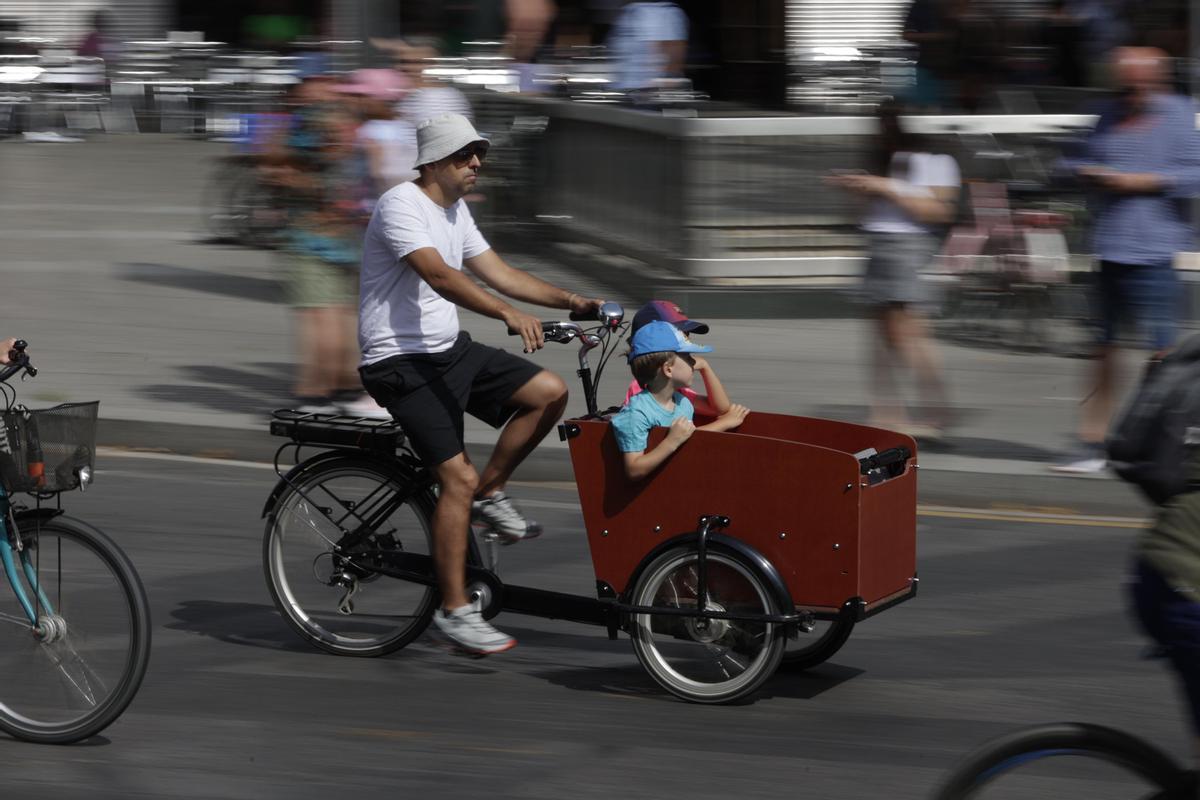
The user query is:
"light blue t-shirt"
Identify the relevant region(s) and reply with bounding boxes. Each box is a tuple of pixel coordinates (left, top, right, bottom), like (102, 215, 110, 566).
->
(607, 1, 689, 91)
(610, 390, 694, 453)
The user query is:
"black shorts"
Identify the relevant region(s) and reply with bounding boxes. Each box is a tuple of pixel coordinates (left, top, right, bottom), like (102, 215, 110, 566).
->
(359, 331, 543, 468)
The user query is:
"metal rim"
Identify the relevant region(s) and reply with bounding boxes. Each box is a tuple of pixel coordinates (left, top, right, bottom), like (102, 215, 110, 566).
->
(630, 549, 781, 701)
(267, 463, 435, 653)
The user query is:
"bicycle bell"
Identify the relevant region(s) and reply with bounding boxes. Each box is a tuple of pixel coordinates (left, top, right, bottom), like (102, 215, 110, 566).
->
(598, 301, 624, 331)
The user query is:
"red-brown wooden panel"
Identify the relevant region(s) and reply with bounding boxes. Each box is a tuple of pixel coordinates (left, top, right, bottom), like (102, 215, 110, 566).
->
(733, 412, 917, 460)
(566, 419, 861, 607)
(858, 465, 919, 605)
(565, 414, 918, 611)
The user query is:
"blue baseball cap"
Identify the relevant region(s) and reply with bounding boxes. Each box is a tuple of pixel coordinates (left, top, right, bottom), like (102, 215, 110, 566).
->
(627, 320, 713, 363)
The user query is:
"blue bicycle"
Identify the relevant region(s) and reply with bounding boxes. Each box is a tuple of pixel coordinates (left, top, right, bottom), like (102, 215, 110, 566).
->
(0, 341, 151, 743)
(934, 722, 1196, 798)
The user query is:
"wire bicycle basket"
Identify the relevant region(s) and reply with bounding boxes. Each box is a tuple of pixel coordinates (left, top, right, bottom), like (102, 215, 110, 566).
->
(0, 401, 98, 493)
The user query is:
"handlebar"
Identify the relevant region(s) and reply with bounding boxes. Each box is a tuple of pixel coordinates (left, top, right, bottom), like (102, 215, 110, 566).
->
(0, 340, 36, 384)
(506, 321, 601, 347)
(504, 302, 627, 419)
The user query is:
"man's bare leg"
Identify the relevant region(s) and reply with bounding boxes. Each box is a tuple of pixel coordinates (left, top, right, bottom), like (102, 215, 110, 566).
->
(431, 453, 479, 610)
(477, 370, 568, 498)
(1079, 344, 1118, 444)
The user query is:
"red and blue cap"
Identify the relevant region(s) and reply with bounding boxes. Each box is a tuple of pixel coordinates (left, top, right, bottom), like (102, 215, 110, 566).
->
(630, 300, 709, 336)
(628, 321, 714, 362)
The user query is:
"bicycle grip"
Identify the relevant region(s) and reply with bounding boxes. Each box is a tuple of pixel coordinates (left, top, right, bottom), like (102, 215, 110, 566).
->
(568, 310, 597, 322)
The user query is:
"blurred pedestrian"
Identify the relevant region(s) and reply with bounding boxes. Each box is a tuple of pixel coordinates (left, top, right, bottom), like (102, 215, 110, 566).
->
(1050, 47, 1200, 473)
(372, 37, 474, 183)
(334, 68, 414, 194)
(826, 101, 960, 439)
(901, 0, 954, 110)
(76, 9, 117, 61)
(607, 0, 689, 96)
(382, 37, 474, 124)
(267, 76, 389, 418)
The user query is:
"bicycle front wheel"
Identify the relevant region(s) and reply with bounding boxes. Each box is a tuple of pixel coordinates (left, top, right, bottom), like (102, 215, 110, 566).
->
(263, 456, 438, 657)
(934, 722, 1193, 799)
(629, 545, 785, 704)
(0, 516, 151, 744)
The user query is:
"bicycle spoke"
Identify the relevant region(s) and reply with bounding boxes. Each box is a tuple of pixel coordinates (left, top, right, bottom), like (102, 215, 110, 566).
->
(40, 638, 105, 708)
(0, 611, 33, 630)
(0, 517, 148, 743)
(265, 461, 437, 656)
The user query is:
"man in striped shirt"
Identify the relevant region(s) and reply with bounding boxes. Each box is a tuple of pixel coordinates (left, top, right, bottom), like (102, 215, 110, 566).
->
(1052, 47, 1200, 474)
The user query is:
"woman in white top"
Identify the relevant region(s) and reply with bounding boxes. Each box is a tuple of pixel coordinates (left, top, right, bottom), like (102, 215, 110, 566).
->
(827, 101, 961, 438)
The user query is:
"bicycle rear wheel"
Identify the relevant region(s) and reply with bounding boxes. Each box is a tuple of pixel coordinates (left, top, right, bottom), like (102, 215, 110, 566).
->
(263, 456, 438, 657)
(780, 616, 854, 671)
(0, 515, 151, 744)
(934, 723, 1193, 799)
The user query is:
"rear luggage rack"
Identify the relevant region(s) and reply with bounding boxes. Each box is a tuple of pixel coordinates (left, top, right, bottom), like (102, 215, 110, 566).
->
(270, 409, 404, 452)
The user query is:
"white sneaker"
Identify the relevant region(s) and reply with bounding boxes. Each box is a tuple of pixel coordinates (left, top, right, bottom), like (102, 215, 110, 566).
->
(23, 131, 84, 143)
(1049, 456, 1107, 475)
(433, 605, 515, 655)
(1049, 443, 1108, 475)
(337, 393, 392, 420)
(294, 397, 339, 414)
(472, 491, 542, 544)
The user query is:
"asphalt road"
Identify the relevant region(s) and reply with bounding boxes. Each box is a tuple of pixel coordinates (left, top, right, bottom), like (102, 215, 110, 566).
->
(0, 451, 1186, 799)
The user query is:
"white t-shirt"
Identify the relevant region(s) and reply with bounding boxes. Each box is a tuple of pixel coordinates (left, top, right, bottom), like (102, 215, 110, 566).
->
(357, 119, 419, 188)
(358, 182, 491, 364)
(862, 152, 960, 235)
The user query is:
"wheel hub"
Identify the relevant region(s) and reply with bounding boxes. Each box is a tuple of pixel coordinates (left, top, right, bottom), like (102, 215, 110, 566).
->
(34, 614, 68, 643)
(683, 600, 730, 643)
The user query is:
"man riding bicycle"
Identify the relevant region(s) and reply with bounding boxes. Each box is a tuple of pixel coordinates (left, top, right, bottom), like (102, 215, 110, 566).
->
(357, 113, 603, 655)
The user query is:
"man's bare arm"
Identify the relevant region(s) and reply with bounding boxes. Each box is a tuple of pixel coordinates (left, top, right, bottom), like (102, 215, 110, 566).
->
(466, 249, 603, 315)
(405, 247, 545, 351)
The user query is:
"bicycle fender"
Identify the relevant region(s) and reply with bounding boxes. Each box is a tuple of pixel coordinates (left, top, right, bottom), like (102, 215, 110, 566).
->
(260, 450, 423, 518)
(625, 532, 794, 613)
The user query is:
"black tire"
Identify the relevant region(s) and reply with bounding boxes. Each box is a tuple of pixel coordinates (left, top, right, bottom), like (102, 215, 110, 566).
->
(629, 545, 786, 704)
(780, 616, 854, 671)
(263, 455, 438, 657)
(0, 516, 151, 744)
(934, 722, 1192, 799)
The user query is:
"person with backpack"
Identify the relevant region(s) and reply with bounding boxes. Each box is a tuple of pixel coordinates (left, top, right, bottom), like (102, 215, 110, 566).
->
(1109, 334, 1200, 768)
(1051, 47, 1200, 473)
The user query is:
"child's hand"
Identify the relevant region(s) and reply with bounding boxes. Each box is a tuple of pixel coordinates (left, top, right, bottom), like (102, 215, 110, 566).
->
(690, 356, 709, 372)
(665, 417, 695, 448)
(715, 404, 749, 431)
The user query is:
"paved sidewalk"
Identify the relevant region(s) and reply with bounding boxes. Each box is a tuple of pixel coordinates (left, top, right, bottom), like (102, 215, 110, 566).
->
(0, 134, 1155, 515)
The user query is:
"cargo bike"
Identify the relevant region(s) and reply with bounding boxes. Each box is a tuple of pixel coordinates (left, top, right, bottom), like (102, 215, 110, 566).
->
(261, 303, 918, 703)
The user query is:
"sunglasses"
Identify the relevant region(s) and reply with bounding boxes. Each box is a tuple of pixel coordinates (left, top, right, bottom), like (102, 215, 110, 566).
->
(450, 144, 488, 164)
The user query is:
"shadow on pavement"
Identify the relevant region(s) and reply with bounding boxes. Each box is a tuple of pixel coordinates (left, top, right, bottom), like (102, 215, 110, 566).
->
(119, 262, 281, 304)
(492, 622, 628, 655)
(759, 661, 864, 700)
(138, 361, 292, 414)
(532, 662, 669, 701)
(165, 600, 314, 653)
